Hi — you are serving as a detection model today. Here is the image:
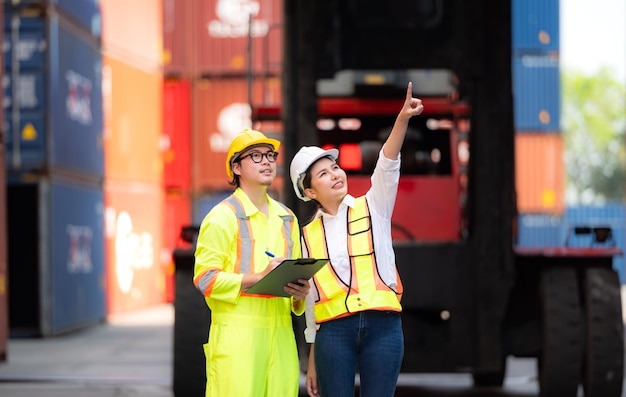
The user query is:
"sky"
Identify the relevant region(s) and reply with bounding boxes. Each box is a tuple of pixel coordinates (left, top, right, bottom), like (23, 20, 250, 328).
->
(561, 0, 626, 83)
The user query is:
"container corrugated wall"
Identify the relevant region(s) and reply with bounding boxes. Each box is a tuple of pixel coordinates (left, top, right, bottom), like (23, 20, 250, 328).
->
(512, 0, 559, 52)
(191, 77, 283, 193)
(104, 180, 165, 314)
(163, 79, 191, 190)
(7, 178, 105, 336)
(102, 55, 163, 183)
(4, 4, 106, 336)
(49, 178, 105, 334)
(4, 12, 104, 177)
(515, 133, 564, 214)
(512, 52, 560, 131)
(11, 0, 102, 37)
(100, 0, 166, 314)
(162, 0, 283, 77)
(101, 0, 162, 69)
(516, 213, 563, 247)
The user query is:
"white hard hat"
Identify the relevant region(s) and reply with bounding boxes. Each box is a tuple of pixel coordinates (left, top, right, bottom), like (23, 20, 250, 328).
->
(290, 146, 339, 202)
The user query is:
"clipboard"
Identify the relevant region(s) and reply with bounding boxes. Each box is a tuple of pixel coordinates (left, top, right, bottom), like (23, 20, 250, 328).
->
(245, 258, 329, 297)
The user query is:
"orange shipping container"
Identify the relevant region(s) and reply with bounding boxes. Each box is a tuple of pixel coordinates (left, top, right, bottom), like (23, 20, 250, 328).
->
(101, 0, 163, 69)
(104, 180, 166, 314)
(163, 0, 283, 77)
(163, 79, 192, 189)
(192, 77, 283, 193)
(515, 132, 564, 214)
(103, 56, 163, 184)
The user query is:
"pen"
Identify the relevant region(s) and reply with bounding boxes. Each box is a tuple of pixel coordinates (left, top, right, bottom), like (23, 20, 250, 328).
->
(265, 250, 275, 258)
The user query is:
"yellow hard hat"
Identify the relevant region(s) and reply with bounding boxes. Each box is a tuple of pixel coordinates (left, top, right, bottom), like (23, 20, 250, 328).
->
(226, 128, 281, 179)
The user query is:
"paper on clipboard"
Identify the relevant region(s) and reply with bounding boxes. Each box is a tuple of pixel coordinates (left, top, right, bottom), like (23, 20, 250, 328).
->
(245, 258, 329, 297)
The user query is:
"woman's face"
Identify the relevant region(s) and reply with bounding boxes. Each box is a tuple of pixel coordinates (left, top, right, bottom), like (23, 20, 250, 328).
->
(304, 157, 348, 205)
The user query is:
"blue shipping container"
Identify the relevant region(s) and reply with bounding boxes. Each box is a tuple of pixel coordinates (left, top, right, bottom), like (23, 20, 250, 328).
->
(6, 0, 101, 37)
(516, 213, 564, 248)
(50, 177, 105, 334)
(193, 190, 232, 225)
(517, 206, 626, 284)
(512, 0, 560, 52)
(4, 11, 104, 178)
(7, 177, 105, 336)
(512, 51, 561, 131)
(564, 204, 626, 284)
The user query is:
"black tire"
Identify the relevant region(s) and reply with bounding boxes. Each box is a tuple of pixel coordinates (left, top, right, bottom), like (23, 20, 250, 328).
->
(538, 267, 584, 397)
(582, 267, 624, 397)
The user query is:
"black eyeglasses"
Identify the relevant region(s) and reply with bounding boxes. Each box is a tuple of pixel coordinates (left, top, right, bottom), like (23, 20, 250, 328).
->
(238, 151, 279, 163)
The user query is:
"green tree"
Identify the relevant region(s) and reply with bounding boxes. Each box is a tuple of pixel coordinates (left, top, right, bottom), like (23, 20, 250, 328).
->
(562, 67, 626, 204)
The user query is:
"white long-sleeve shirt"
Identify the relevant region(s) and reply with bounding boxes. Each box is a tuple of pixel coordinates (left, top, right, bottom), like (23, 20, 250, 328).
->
(303, 149, 401, 343)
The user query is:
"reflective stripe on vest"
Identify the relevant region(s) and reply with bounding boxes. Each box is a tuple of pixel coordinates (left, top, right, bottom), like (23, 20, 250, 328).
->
(303, 196, 402, 323)
(223, 195, 295, 275)
(216, 195, 295, 299)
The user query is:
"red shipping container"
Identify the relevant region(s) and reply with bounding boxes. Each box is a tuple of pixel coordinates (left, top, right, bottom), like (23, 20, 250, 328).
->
(163, 189, 192, 302)
(515, 132, 564, 214)
(163, 79, 192, 189)
(101, 0, 163, 69)
(192, 77, 283, 193)
(104, 180, 166, 314)
(103, 55, 163, 184)
(163, 0, 283, 77)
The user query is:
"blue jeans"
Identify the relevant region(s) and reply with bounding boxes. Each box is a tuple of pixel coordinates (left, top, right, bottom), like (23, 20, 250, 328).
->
(314, 310, 404, 397)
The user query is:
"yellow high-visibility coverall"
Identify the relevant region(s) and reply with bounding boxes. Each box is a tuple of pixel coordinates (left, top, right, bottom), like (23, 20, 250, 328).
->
(194, 188, 304, 397)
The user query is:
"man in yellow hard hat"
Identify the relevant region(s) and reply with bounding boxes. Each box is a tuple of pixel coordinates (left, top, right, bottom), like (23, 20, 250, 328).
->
(193, 128, 310, 397)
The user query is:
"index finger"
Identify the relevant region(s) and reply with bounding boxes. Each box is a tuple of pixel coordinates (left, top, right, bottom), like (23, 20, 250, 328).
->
(406, 81, 413, 100)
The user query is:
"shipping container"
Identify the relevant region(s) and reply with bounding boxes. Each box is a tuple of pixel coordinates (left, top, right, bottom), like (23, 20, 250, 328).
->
(5, 0, 101, 38)
(192, 76, 283, 193)
(516, 213, 564, 248)
(102, 55, 163, 184)
(162, 0, 283, 77)
(163, 188, 191, 302)
(163, 79, 191, 190)
(7, 176, 105, 336)
(100, 0, 161, 69)
(512, 51, 561, 131)
(512, 0, 559, 52)
(192, 190, 231, 224)
(104, 179, 165, 314)
(515, 133, 564, 214)
(3, 10, 104, 178)
(564, 204, 626, 284)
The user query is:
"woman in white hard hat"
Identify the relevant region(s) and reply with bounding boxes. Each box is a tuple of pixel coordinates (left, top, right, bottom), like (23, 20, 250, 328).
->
(194, 128, 310, 397)
(290, 83, 424, 397)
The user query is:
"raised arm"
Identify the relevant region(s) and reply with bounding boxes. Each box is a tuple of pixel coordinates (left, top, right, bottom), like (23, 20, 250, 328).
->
(382, 81, 424, 160)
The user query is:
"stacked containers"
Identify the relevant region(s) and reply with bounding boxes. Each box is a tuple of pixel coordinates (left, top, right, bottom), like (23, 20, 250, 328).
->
(512, 0, 564, 246)
(100, 0, 166, 314)
(3, 1, 105, 336)
(162, 0, 285, 227)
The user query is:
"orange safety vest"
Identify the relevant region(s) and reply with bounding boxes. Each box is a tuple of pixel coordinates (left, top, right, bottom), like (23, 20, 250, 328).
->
(302, 196, 403, 323)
